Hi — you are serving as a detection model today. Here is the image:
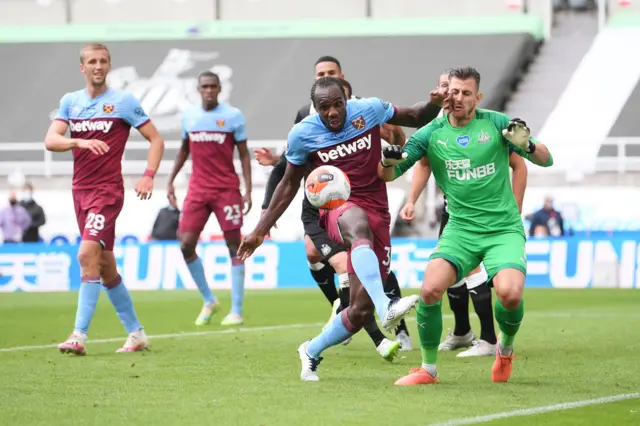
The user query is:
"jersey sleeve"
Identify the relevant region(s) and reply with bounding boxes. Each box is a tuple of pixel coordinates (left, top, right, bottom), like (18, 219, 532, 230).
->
(54, 93, 72, 122)
(362, 97, 397, 126)
(284, 125, 309, 166)
(232, 110, 247, 142)
(393, 124, 433, 178)
(121, 93, 151, 128)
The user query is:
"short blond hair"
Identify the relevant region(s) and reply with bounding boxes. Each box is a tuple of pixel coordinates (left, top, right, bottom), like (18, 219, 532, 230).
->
(80, 43, 110, 64)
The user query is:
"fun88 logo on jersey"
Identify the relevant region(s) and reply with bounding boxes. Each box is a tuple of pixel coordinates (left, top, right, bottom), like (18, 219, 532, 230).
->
(445, 159, 496, 181)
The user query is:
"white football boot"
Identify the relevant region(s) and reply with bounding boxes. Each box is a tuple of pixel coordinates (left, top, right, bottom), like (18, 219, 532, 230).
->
(381, 295, 419, 331)
(116, 329, 150, 353)
(376, 338, 401, 362)
(456, 339, 497, 357)
(396, 330, 414, 351)
(298, 341, 322, 381)
(438, 328, 475, 351)
(58, 331, 87, 356)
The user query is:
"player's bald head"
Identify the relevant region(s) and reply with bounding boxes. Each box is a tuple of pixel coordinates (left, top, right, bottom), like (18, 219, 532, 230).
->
(80, 43, 110, 64)
(311, 77, 346, 105)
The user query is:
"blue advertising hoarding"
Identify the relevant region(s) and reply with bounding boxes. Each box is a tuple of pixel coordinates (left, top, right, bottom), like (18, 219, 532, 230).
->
(1, 236, 639, 292)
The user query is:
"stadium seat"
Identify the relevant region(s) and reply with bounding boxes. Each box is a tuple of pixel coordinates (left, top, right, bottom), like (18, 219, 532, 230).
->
(0, 0, 66, 25)
(218, 0, 367, 20)
(370, 0, 523, 18)
(70, 0, 216, 24)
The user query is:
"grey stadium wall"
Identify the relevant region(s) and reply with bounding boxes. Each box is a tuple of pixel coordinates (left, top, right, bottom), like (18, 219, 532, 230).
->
(0, 34, 538, 157)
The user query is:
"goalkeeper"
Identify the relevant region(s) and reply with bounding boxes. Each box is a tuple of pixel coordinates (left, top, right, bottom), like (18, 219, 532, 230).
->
(377, 66, 553, 386)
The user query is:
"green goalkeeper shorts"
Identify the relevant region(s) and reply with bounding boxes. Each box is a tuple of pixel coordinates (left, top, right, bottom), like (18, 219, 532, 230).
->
(430, 224, 527, 284)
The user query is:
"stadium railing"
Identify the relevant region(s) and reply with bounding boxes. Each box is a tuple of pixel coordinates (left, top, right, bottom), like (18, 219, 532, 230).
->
(0, 140, 284, 182)
(0, 0, 554, 39)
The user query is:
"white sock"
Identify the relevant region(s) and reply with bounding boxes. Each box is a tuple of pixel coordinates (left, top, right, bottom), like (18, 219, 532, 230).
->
(421, 363, 437, 377)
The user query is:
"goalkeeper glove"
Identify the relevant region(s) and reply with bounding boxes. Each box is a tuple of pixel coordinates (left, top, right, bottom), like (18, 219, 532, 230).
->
(502, 118, 534, 152)
(381, 145, 407, 168)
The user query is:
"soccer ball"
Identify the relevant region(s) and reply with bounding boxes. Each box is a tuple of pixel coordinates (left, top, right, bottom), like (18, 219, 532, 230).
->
(305, 165, 351, 210)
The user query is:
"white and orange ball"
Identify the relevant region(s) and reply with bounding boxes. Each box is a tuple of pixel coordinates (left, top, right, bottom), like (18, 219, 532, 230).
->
(305, 165, 351, 210)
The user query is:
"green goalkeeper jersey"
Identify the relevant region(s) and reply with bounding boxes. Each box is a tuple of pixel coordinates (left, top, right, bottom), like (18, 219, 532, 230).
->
(394, 109, 550, 235)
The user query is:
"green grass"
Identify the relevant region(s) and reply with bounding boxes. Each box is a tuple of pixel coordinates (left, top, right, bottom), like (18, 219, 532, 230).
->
(1, 289, 639, 425)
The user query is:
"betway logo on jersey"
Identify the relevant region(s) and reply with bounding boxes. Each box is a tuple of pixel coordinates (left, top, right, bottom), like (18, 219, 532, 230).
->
(69, 120, 113, 133)
(188, 132, 226, 144)
(317, 134, 372, 163)
(446, 161, 496, 181)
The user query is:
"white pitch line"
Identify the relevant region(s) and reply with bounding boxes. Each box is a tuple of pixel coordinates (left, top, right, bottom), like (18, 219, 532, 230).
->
(0, 310, 638, 354)
(428, 392, 640, 426)
(0, 322, 325, 353)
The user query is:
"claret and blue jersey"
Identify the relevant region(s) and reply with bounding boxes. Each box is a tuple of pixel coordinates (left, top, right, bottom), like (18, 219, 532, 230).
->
(285, 97, 397, 212)
(54, 88, 150, 190)
(181, 103, 247, 193)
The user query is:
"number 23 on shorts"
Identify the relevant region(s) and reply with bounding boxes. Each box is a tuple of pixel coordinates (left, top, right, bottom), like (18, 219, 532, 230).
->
(223, 204, 241, 222)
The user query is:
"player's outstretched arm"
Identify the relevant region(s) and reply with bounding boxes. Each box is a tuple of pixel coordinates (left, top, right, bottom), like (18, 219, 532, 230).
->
(386, 89, 445, 128)
(509, 153, 527, 213)
(237, 162, 306, 260)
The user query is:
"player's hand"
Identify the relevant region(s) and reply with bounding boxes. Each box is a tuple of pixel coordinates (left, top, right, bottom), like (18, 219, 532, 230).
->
(381, 145, 407, 167)
(429, 87, 447, 108)
(167, 182, 176, 202)
(135, 176, 154, 200)
(253, 148, 278, 166)
(400, 202, 415, 222)
(237, 231, 265, 261)
(77, 139, 109, 155)
(243, 192, 252, 215)
(380, 124, 394, 145)
(502, 118, 531, 150)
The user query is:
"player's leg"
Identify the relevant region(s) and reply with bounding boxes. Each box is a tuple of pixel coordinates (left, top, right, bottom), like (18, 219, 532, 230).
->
(383, 271, 412, 350)
(220, 228, 245, 326)
(439, 278, 475, 351)
(457, 263, 497, 357)
(58, 191, 101, 355)
(304, 234, 339, 308)
(395, 227, 478, 385)
(100, 250, 149, 352)
(482, 232, 527, 382)
(326, 250, 399, 360)
(297, 204, 416, 380)
(58, 239, 102, 355)
(436, 211, 474, 352)
(338, 205, 418, 329)
(178, 195, 218, 325)
(212, 190, 248, 326)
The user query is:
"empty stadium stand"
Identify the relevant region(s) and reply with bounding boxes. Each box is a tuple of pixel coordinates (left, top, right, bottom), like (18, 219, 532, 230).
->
(0, 0, 554, 25)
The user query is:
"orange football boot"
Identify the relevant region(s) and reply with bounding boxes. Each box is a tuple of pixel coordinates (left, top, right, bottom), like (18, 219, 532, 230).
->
(394, 367, 438, 386)
(492, 348, 516, 382)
